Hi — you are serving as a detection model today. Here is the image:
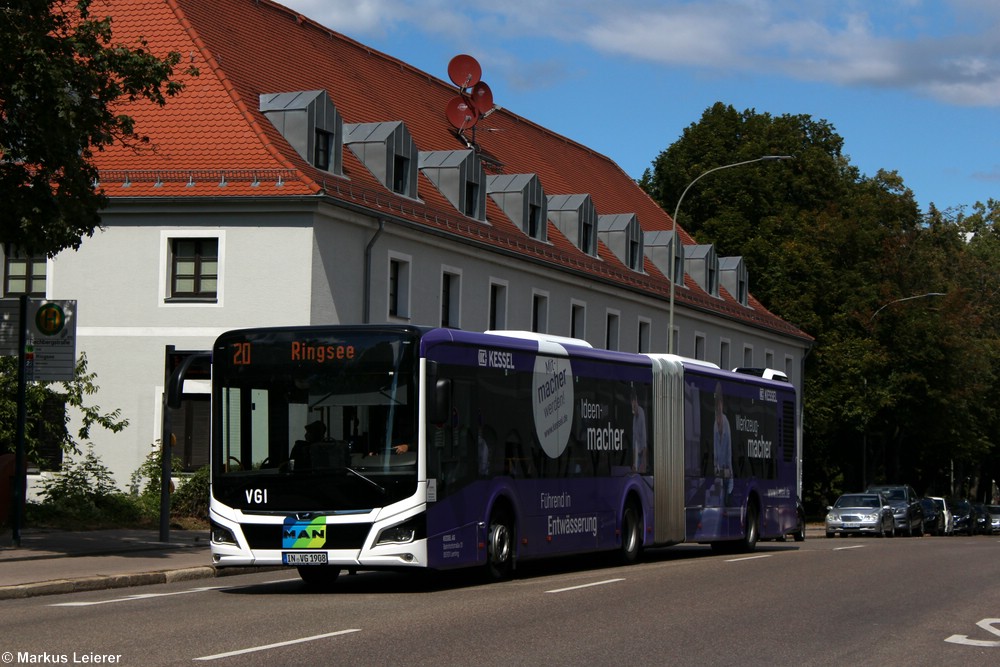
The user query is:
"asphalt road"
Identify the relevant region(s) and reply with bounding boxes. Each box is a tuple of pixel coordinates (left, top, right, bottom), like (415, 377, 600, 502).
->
(2, 533, 999, 666)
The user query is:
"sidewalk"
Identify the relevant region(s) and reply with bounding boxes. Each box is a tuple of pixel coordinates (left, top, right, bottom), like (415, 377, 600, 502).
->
(0, 527, 228, 600)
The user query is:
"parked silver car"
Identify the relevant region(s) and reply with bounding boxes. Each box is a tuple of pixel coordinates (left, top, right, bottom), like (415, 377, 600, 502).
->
(826, 493, 896, 538)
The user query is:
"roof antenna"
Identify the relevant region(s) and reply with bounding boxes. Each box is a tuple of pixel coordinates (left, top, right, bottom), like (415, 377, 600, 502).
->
(445, 54, 497, 147)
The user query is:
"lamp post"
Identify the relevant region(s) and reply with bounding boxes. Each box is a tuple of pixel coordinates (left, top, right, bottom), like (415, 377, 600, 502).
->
(667, 155, 793, 354)
(870, 292, 946, 320)
(862, 291, 946, 488)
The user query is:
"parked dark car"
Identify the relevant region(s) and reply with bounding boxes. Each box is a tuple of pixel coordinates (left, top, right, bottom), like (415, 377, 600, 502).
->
(973, 503, 991, 534)
(866, 484, 923, 536)
(919, 497, 946, 535)
(951, 499, 976, 535)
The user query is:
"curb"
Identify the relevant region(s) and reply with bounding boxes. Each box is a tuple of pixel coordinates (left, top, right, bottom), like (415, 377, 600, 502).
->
(0, 565, 280, 601)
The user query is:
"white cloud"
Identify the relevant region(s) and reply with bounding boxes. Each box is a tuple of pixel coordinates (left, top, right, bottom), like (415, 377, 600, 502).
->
(280, 0, 1000, 107)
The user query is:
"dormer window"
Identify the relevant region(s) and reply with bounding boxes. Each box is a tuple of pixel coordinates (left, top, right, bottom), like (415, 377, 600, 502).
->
(314, 130, 333, 170)
(487, 174, 547, 241)
(643, 230, 684, 284)
(720, 256, 750, 306)
(419, 150, 486, 221)
(464, 180, 479, 217)
(547, 194, 598, 256)
(345, 121, 419, 198)
(685, 244, 719, 297)
(598, 213, 644, 272)
(260, 90, 343, 175)
(393, 154, 410, 194)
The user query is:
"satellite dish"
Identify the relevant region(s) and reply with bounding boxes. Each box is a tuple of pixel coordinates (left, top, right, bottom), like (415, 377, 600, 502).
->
(469, 81, 494, 115)
(448, 54, 482, 89)
(445, 95, 477, 129)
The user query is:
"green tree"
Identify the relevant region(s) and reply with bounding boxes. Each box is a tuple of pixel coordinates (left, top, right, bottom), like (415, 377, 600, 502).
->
(0, 0, 194, 255)
(0, 353, 128, 466)
(641, 103, 996, 509)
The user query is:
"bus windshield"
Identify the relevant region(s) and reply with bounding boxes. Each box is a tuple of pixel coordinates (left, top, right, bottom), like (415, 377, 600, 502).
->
(211, 327, 419, 511)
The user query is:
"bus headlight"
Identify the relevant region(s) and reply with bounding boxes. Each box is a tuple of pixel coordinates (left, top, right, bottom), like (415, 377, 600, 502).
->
(211, 522, 238, 545)
(375, 515, 425, 546)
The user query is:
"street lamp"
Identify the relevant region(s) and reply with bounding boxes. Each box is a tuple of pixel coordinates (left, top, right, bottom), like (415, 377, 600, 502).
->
(870, 292, 946, 320)
(667, 155, 793, 354)
(862, 290, 946, 488)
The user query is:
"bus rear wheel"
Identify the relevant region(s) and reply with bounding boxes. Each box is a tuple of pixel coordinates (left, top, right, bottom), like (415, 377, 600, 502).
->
(486, 507, 515, 581)
(620, 502, 643, 564)
(297, 565, 341, 590)
(742, 502, 760, 552)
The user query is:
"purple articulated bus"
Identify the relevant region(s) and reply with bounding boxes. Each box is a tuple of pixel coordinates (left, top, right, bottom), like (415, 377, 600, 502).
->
(208, 325, 801, 588)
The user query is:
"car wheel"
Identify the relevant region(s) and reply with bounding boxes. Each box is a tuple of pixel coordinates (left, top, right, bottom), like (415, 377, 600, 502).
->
(826, 531, 834, 538)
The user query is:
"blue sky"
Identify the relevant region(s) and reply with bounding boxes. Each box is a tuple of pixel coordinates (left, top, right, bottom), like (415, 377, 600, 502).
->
(280, 0, 1000, 214)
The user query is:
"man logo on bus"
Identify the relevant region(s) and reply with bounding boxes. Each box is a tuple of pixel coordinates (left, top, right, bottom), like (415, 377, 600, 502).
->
(282, 516, 327, 548)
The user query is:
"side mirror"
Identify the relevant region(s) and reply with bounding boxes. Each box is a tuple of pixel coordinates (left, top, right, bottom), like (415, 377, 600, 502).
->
(425, 361, 451, 424)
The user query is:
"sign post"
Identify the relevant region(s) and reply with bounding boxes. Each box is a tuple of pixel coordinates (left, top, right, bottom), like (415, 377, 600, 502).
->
(1, 298, 77, 546)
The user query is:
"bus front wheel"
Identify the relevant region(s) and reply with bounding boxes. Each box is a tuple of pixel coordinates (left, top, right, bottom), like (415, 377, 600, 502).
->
(297, 566, 341, 590)
(486, 507, 515, 580)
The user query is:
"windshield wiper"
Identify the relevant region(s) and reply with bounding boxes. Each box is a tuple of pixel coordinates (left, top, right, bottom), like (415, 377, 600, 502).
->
(343, 466, 385, 495)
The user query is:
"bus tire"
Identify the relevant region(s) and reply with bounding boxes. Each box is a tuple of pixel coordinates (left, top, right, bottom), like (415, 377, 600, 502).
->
(619, 501, 643, 565)
(486, 506, 515, 580)
(296, 566, 341, 589)
(742, 501, 760, 553)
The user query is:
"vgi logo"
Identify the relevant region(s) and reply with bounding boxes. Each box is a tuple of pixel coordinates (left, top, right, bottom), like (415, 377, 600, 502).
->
(282, 516, 327, 548)
(35, 302, 65, 336)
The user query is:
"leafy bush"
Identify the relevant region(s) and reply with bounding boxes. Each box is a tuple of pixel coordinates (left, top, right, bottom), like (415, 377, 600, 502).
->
(25, 445, 209, 530)
(32, 445, 150, 529)
(172, 465, 209, 520)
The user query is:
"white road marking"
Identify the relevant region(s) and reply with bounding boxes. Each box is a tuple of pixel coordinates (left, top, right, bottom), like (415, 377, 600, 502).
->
(546, 578, 625, 593)
(945, 618, 1000, 647)
(50, 586, 227, 606)
(193, 629, 362, 660)
(725, 554, 772, 562)
(833, 544, 866, 551)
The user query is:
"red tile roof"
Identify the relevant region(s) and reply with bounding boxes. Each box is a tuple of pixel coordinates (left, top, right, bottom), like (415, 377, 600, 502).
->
(93, 0, 810, 341)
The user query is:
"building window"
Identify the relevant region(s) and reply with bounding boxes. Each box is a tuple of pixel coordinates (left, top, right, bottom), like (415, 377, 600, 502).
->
(441, 271, 460, 328)
(489, 282, 507, 330)
(170, 238, 218, 300)
(532, 292, 548, 333)
(3, 246, 46, 297)
(571, 303, 585, 339)
(314, 129, 333, 170)
(605, 311, 620, 351)
(528, 204, 542, 239)
(720, 340, 731, 371)
(581, 218, 594, 255)
(743, 345, 754, 368)
(389, 257, 411, 318)
(694, 334, 706, 360)
(638, 319, 651, 353)
(765, 350, 774, 369)
(393, 154, 410, 195)
(464, 181, 479, 217)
